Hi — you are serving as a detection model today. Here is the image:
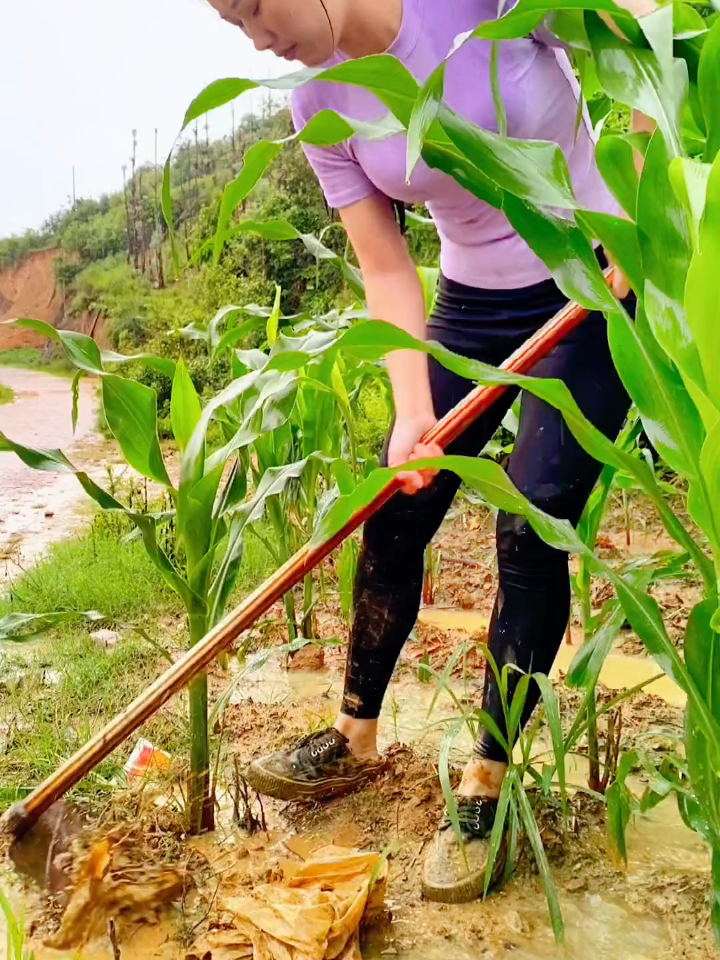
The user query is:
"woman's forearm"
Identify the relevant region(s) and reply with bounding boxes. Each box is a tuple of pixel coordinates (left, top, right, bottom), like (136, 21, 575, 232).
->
(365, 267, 436, 421)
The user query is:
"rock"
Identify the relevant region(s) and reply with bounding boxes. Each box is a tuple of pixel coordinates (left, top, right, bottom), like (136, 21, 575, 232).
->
(90, 629, 120, 651)
(565, 877, 588, 893)
(287, 644, 326, 672)
(44, 510, 54, 518)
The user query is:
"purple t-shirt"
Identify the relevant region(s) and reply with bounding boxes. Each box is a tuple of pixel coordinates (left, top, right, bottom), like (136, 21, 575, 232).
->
(291, 0, 619, 290)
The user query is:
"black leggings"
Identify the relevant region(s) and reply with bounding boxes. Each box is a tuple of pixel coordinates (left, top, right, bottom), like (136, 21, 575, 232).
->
(342, 273, 631, 761)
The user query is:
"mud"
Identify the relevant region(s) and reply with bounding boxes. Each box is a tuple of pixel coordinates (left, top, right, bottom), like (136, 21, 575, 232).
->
(0, 367, 109, 583)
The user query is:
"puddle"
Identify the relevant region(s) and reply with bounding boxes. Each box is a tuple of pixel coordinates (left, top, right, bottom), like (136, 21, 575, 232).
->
(0, 368, 110, 584)
(228, 654, 475, 754)
(419, 607, 686, 707)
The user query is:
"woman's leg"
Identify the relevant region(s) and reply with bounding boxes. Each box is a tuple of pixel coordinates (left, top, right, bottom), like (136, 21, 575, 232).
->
(470, 312, 632, 776)
(338, 355, 517, 758)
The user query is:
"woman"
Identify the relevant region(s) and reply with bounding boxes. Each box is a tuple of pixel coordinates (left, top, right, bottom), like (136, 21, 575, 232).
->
(207, 0, 636, 904)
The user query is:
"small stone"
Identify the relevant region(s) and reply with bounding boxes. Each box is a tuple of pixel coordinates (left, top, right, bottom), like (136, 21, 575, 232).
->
(44, 510, 55, 518)
(565, 877, 587, 893)
(90, 629, 120, 650)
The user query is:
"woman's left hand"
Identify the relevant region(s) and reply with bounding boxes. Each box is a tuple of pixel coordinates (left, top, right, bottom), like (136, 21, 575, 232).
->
(606, 255, 631, 299)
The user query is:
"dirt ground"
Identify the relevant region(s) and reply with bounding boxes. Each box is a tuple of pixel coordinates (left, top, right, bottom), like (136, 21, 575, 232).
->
(0, 373, 715, 959)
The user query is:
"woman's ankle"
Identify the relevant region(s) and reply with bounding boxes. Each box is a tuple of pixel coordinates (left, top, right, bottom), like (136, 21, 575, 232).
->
(458, 758, 508, 800)
(334, 714, 380, 761)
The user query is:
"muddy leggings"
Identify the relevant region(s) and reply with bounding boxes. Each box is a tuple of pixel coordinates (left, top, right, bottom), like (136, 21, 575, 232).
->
(342, 271, 632, 762)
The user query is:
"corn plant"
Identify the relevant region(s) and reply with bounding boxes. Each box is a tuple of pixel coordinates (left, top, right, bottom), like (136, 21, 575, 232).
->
(179, 287, 387, 640)
(0, 313, 368, 831)
(0, 889, 35, 960)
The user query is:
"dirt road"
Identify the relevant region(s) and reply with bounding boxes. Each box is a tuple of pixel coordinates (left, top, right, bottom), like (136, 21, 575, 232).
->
(0, 367, 107, 583)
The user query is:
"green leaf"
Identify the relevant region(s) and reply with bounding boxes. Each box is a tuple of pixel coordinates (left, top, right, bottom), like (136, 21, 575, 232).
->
(507, 672, 532, 747)
(439, 725, 467, 872)
(576, 211, 643, 295)
(0, 610, 105, 643)
(699, 19, 720, 161)
(637, 132, 692, 304)
(533, 673, 567, 809)
(100, 350, 176, 379)
(171, 359, 203, 453)
(606, 749, 639, 863)
(71, 371, 82, 435)
(669, 157, 712, 248)
(686, 154, 720, 411)
(513, 773, 564, 941)
(439, 106, 577, 209)
(472, 0, 636, 41)
(501, 195, 619, 312)
(102, 375, 171, 487)
(700, 422, 720, 557)
(484, 773, 512, 896)
(606, 306, 706, 482)
(595, 135, 641, 219)
(586, 12, 688, 159)
(214, 141, 283, 263)
(682, 600, 720, 846)
(266, 285, 282, 347)
(407, 65, 444, 182)
(208, 458, 315, 626)
(643, 280, 708, 402)
(567, 600, 626, 687)
(183, 77, 258, 130)
(490, 41, 508, 137)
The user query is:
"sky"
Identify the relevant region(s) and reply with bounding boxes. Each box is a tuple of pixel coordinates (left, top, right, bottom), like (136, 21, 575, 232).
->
(0, 0, 288, 238)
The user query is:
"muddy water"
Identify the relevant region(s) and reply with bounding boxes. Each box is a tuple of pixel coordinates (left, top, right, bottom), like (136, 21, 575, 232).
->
(419, 607, 687, 707)
(0, 367, 104, 584)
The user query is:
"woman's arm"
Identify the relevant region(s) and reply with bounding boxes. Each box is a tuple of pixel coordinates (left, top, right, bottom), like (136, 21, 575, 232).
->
(340, 193, 443, 494)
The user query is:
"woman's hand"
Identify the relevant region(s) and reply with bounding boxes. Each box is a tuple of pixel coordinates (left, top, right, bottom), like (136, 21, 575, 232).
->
(387, 412, 444, 495)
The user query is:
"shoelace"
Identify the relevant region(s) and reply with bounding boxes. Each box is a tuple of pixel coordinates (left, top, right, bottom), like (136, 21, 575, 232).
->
(442, 797, 497, 837)
(295, 729, 344, 761)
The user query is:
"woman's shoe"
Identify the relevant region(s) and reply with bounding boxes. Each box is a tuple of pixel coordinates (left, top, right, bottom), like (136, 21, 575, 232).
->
(422, 796, 508, 904)
(246, 727, 385, 801)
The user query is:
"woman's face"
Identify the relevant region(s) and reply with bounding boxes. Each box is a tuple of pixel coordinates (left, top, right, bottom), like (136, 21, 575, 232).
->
(206, 0, 342, 67)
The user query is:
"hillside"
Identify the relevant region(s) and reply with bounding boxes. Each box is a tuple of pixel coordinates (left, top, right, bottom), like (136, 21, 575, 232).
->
(0, 248, 109, 350)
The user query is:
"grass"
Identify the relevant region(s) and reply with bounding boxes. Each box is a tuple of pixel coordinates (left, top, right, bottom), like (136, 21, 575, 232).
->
(0, 508, 278, 814)
(0, 519, 177, 622)
(0, 383, 14, 405)
(0, 347, 74, 377)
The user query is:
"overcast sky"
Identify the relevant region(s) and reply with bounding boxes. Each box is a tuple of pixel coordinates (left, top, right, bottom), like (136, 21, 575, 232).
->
(0, 0, 287, 238)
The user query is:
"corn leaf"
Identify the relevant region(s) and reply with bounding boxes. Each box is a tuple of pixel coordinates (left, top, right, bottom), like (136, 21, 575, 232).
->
(699, 19, 720, 162)
(595, 134, 641, 219)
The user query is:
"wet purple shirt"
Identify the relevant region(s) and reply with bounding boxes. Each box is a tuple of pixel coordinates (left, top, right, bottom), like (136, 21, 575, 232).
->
(291, 0, 618, 290)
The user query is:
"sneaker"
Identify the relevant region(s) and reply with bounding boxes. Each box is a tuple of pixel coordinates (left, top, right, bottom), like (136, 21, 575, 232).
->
(245, 728, 385, 802)
(422, 796, 508, 904)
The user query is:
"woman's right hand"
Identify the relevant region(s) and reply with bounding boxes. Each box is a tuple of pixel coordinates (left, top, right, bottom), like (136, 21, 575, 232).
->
(387, 412, 444, 495)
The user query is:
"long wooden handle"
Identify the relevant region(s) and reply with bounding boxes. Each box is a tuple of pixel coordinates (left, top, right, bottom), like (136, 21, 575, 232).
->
(3, 289, 599, 836)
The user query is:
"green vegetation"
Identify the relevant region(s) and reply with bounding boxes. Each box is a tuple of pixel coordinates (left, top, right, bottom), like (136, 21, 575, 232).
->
(0, 383, 14, 405)
(0, 348, 73, 377)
